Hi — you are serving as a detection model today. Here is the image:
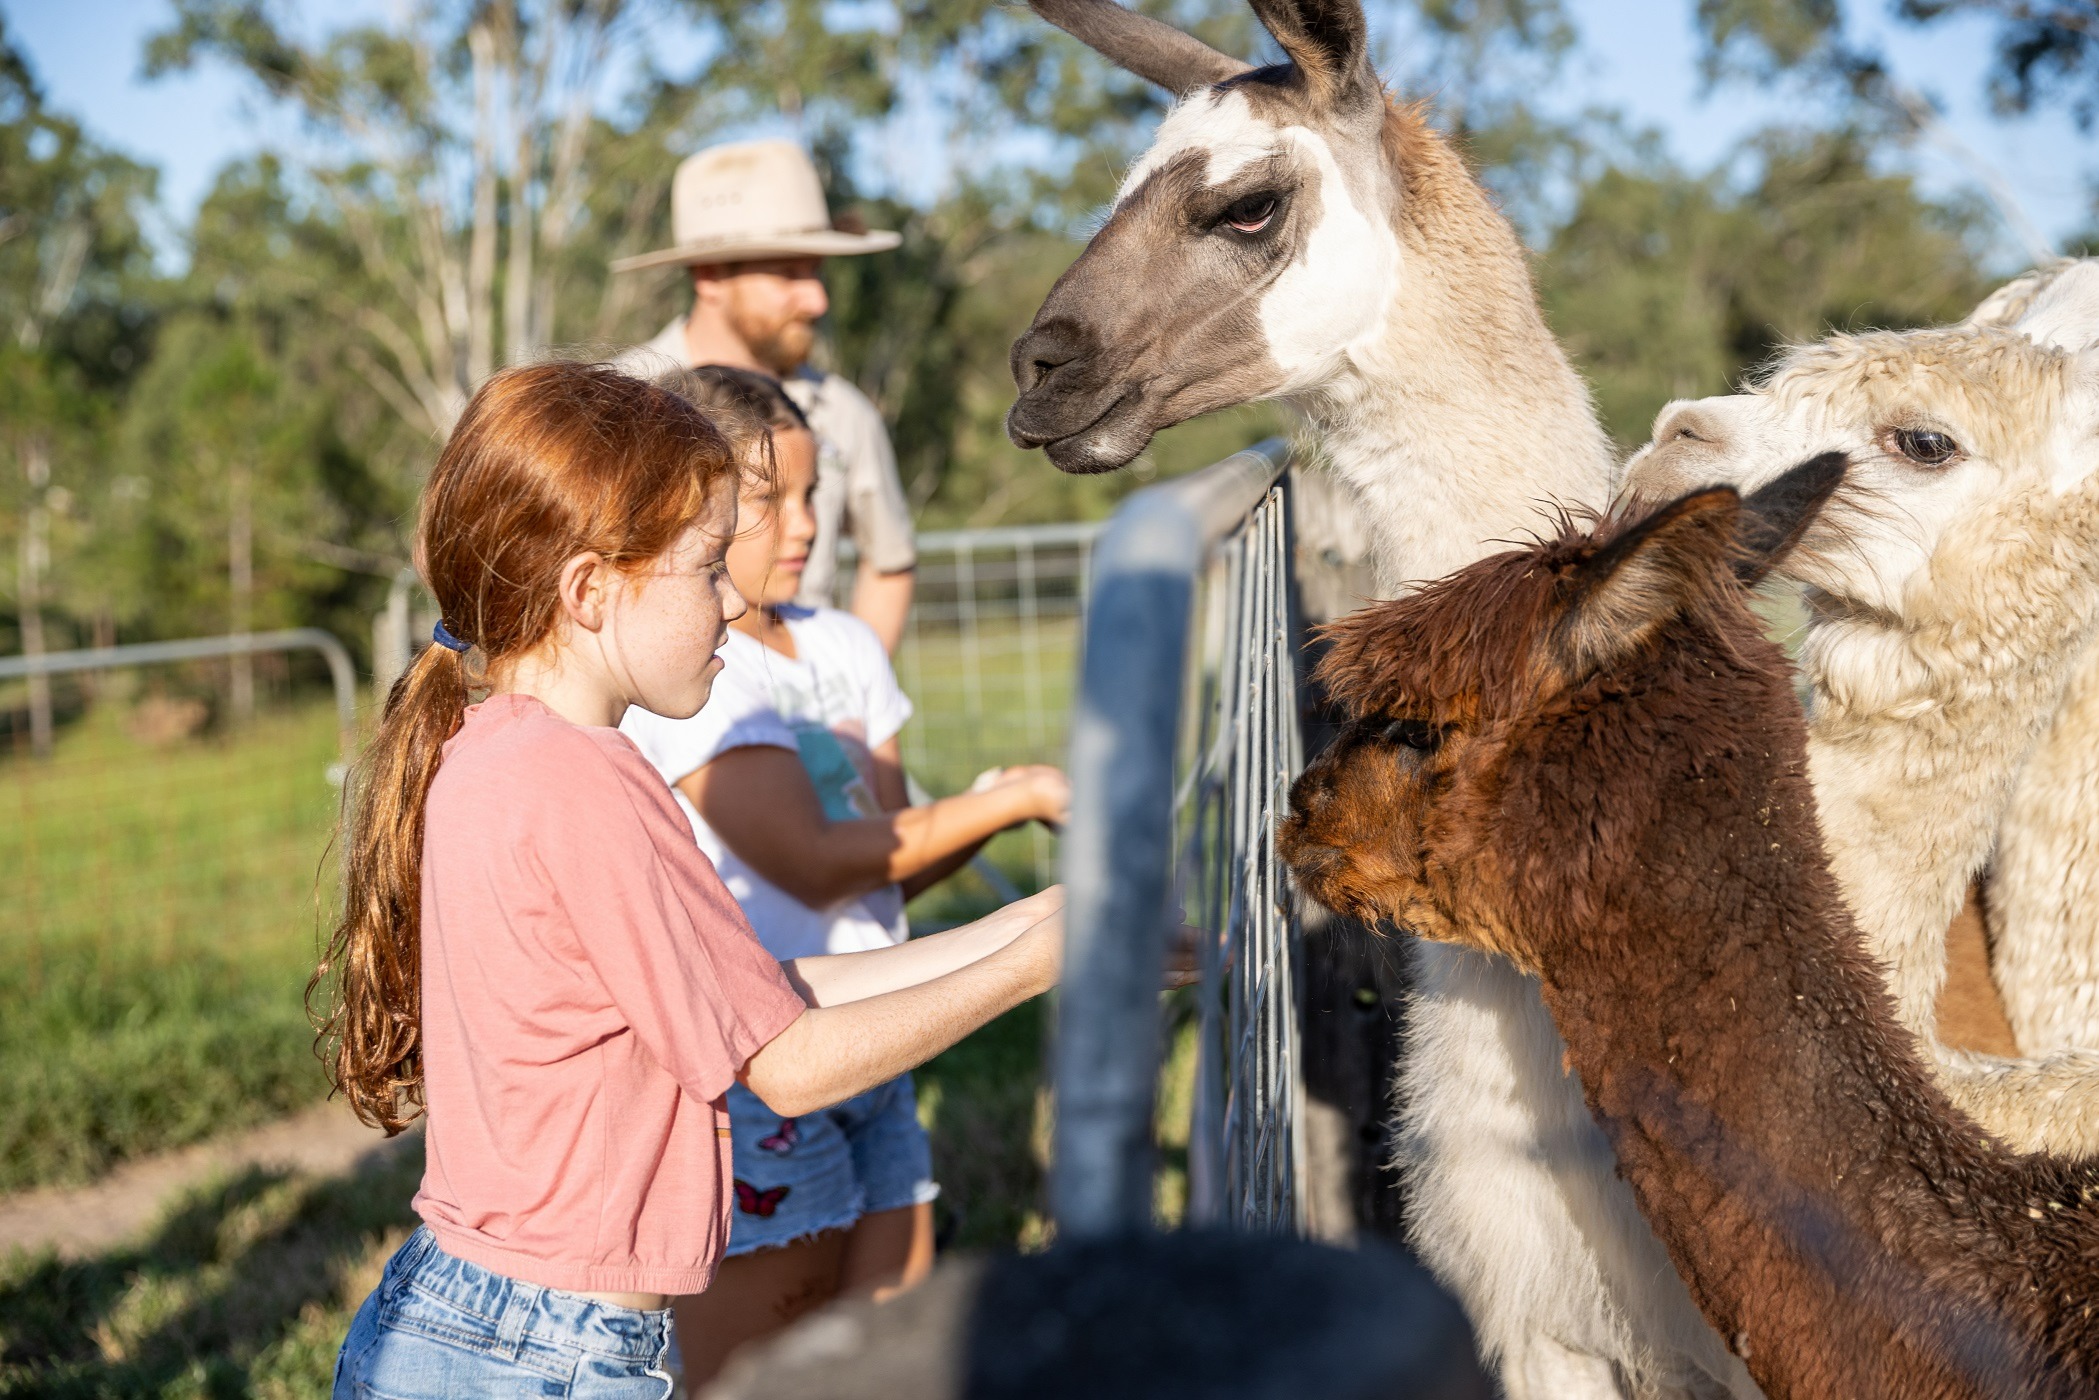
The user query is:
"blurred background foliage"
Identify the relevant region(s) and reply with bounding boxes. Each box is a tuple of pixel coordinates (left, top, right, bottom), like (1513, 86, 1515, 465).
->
(0, 0, 2090, 672)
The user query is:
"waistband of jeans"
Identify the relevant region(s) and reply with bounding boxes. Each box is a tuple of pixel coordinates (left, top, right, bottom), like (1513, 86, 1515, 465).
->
(393, 1226, 670, 1362)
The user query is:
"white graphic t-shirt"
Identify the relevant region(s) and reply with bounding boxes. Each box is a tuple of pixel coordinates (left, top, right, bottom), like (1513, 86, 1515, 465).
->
(621, 606, 914, 962)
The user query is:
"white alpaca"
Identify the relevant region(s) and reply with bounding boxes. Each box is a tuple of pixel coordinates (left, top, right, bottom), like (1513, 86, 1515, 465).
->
(1959, 262, 2099, 1057)
(1623, 263, 2099, 1161)
(1007, 3, 1752, 1395)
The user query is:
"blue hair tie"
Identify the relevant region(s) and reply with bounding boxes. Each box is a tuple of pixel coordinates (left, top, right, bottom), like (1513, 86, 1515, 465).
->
(432, 620, 472, 654)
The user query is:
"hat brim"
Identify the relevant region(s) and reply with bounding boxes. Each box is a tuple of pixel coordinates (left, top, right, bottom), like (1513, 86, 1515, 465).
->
(611, 229, 901, 273)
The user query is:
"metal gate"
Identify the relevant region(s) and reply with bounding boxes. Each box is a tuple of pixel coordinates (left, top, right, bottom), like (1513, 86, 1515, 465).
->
(1052, 439, 1307, 1237)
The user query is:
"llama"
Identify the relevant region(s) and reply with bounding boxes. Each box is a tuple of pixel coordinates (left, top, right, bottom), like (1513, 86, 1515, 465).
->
(1007, 5, 1731, 1394)
(1620, 267, 2099, 1156)
(1277, 464, 2099, 1400)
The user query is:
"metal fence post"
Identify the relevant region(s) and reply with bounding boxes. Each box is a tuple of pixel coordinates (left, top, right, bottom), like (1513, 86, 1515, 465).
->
(1052, 440, 1299, 1240)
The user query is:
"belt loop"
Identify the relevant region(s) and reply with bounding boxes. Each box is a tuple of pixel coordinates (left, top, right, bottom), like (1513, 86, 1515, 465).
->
(494, 1279, 538, 1362)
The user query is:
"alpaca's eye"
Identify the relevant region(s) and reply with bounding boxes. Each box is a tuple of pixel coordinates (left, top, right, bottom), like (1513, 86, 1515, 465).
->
(1889, 427, 1962, 467)
(1222, 194, 1279, 234)
(1381, 718, 1439, 752)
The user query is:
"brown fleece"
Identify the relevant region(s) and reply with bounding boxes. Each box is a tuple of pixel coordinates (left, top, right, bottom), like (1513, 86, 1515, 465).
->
(1280, 488, 2099, 1400)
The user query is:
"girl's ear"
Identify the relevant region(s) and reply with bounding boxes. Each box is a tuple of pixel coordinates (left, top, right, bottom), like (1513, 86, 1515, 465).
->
(556, 551, 613, 633)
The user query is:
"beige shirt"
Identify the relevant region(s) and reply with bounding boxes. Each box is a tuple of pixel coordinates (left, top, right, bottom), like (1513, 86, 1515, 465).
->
(618, 318, 917, 606)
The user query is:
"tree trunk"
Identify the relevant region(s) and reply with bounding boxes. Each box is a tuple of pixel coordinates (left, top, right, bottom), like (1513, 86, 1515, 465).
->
(19, 438, 52, 758)
(228, 463, 254, 724)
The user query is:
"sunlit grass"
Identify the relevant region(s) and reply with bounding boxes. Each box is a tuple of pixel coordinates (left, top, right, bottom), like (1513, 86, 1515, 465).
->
(0, 701, 343, 1190)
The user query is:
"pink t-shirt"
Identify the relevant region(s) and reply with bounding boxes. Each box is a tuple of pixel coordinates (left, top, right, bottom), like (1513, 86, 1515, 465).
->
(412, 692, 806, 1296)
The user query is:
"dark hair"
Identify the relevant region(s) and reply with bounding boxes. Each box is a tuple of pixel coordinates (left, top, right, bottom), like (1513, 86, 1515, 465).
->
(656, 365, 810, 457)
(314, 361, 740, 1132)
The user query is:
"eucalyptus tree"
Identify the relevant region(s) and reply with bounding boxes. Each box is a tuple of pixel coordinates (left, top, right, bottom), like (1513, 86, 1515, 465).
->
(0, 19, 157, 754)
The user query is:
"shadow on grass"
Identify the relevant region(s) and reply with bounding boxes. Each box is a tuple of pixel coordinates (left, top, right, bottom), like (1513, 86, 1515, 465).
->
(0, 1134, 423, 1399)
(917, 999, 1051, 1254)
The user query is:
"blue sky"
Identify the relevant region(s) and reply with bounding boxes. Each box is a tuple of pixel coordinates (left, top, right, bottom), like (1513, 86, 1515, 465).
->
(4, 0, 2091, 271)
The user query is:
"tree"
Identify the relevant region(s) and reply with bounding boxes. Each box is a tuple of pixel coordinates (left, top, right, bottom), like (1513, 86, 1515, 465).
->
(1899, 1, 2099, 128)
(0, 17, 158, 754)
(1692, 0, 2069, 262)
(147, 0, 694, 437)
(1540, 127, 1992, 447)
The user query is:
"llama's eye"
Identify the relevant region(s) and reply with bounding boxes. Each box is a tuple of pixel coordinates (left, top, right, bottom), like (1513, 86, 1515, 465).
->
(1380, 718, 1440, 752)
(1221, 194, 1279, 234)
(1888, 427, 1962, 467)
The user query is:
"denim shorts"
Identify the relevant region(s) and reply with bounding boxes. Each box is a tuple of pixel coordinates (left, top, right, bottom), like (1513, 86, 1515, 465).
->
(726, 1072, 939, 1255)
(333, 1226, 674, 1399)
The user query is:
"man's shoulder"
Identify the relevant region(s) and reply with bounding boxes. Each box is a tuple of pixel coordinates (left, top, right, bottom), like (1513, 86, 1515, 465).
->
(786, 368, 882, 431)
(607, 318, 691, 378)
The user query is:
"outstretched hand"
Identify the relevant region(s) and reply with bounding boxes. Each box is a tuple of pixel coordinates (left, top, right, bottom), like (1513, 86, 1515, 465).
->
(970, 764, 1072, 831)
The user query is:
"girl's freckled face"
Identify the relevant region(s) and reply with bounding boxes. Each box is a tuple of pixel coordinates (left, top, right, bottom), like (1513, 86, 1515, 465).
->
(607, 483, 745, 721)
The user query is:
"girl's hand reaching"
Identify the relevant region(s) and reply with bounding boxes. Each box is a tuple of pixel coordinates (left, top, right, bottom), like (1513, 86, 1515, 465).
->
(970, 764, 1071, 830)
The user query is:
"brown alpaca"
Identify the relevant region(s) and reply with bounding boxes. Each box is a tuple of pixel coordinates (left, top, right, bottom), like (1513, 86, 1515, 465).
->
(1279, 457, 2099, 1400)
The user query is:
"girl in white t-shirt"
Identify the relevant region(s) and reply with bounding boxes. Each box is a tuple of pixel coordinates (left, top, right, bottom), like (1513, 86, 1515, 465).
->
(622, 367, 1067, 1385)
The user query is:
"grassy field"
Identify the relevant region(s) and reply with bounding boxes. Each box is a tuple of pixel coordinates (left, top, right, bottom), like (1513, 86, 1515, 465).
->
(0, 700, 343, 1192)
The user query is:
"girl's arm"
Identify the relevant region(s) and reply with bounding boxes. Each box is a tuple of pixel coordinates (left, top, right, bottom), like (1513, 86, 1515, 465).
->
(779, 886, 1062, 1007)
(680, 749, 1067, 908)
(739, 903, 1062, 1118)
(866, 742, 1063, 900)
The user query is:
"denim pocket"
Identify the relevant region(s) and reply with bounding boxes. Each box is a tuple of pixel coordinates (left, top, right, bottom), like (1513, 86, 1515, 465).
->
(378, 1283, 578, 1389)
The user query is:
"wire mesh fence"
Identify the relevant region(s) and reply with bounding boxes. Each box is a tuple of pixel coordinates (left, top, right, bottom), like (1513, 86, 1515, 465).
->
(1182, 475, 1306, 1230)
(1052, 440, 1308, 1238)
(843, 522, 1103, 892)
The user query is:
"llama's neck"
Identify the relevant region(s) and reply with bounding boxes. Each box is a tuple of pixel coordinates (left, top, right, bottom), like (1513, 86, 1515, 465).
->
(1299, 125, 1616, 586)
(1802, 494, 2099, 1036)
(1524, 662, 2094, 1396)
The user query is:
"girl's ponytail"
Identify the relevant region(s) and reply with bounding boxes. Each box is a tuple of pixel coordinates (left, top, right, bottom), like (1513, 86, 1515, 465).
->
(315, 642, 469, 1130)
(310, 361, 737, 1132)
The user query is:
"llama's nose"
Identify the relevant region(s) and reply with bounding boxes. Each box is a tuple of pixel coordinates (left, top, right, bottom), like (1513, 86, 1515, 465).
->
(1011, 320, 1089, 397)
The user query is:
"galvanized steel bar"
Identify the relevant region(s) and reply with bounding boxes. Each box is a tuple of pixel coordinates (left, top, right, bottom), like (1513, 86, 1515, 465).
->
(1052, 439, 1298, 1239)
(0, 628, 360, 762)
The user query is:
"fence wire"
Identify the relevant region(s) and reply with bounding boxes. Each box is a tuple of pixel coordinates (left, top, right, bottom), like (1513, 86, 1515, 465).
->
(1183, 480, 1307, 1230)
(844, 523, 1101, 891)
(1052, 440, 1306, 1239)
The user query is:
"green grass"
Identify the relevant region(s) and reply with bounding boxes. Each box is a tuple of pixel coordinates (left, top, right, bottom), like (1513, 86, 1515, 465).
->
(0, 702, 343, 1191)
(0, 1139, 423, 1398)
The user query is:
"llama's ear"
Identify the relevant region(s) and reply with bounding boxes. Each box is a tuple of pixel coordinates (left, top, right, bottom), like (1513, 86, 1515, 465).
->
(1029, 0, 1252, 94)
(1556, 487, 1740, 682)
(1246, 0, 1375, 106)
(1732, 452, 1846, 586)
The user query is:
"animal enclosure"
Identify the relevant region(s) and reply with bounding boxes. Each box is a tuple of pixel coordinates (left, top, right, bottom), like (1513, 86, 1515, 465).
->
(1053, 439, 1311, 1237)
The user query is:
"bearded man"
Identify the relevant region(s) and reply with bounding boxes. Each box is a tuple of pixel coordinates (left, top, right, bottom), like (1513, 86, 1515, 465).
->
(614, 140, 916, 651)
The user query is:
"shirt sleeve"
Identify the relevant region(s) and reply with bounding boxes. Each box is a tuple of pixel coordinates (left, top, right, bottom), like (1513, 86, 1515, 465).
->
(829, 378, 918, 576)
(535, 737, 805, 1103)
(848, 617, 914, 750)
(619, 654, 795, 788)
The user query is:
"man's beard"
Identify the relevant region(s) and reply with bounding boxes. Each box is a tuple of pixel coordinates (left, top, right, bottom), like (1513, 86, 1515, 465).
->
(727, 300, 817, 376)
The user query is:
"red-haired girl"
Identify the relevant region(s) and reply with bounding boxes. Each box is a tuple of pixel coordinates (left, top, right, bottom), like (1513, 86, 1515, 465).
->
(320, 361, 1062, 1398)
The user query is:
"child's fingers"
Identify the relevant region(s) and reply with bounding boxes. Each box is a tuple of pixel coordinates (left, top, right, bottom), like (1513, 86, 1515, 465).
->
(1162, 922, 1203, 988)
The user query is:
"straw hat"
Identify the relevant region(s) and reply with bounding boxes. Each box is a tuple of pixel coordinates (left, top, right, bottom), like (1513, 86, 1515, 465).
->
(610, 139, 900, 273)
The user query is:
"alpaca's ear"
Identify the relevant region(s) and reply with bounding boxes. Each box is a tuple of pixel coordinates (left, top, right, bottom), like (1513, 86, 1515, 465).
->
(1732, 452, 1846, 585)
(1556, 487, 1740, 682)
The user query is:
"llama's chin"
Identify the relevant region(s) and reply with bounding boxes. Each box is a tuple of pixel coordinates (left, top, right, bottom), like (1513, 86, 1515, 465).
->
(1007, 393, 1157, 474)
